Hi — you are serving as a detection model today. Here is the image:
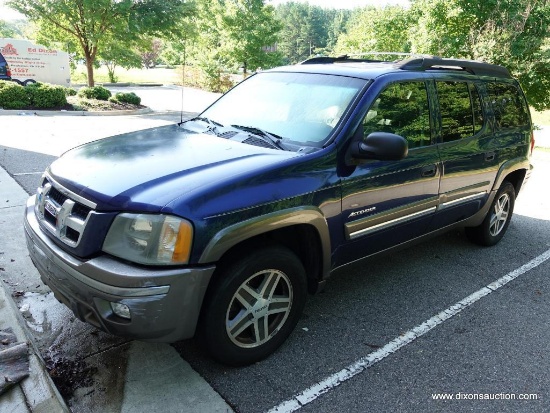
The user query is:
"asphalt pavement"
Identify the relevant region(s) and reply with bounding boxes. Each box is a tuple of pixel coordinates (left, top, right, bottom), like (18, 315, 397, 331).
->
(1, 86, 550, 413)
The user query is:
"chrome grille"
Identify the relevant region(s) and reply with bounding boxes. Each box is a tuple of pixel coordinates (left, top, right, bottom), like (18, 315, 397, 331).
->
(35, 175, 96, 248)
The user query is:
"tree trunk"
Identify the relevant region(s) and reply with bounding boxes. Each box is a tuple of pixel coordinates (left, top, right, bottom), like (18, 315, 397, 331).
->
(85, 56, 95, 87)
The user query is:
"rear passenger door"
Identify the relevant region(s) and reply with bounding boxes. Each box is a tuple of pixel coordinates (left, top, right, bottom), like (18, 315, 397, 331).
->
(430, 80, 497, 229)
(337, 80, 441, 266)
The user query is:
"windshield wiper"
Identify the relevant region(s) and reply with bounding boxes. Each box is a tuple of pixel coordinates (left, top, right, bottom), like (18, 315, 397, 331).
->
(179, 116, 223, 129)
(231, 125, 287, 150)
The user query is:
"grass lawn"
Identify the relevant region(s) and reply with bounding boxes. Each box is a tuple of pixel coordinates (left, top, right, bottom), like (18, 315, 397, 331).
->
(72, 65, 182, 85)
(531, 109, 550, 127)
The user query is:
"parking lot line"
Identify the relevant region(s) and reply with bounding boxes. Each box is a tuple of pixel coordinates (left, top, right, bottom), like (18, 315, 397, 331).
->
(267, 248, 550, 413)
(13, 172, 43, 176)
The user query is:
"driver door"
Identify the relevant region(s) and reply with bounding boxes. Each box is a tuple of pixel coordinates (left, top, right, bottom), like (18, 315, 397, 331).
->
(336, 80, 441, 266)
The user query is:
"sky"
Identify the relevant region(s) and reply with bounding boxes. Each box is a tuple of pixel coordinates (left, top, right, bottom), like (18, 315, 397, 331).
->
(0, 0, 24, 21)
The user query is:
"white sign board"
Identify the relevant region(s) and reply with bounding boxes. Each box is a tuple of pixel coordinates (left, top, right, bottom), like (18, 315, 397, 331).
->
(0, 38, 71, 86)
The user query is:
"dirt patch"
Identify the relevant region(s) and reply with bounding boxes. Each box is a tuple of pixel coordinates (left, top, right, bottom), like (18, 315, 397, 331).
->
(45, 356, 98, 399)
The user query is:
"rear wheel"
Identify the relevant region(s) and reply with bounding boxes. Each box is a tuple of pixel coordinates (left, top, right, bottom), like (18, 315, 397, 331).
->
(465, 181, 516, 246)
(201, 246, 306, 366)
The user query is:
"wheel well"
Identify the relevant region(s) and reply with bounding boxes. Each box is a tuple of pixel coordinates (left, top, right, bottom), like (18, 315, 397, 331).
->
(503, 169, 526, 195)
(213, 224, 323, 294)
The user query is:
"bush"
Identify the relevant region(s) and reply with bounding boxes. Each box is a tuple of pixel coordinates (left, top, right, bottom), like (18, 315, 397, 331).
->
(0, 80, 29, 109)
(109, 92, 141, 105)
(78, 86, 112, 101)
(26, 83, 67, 108)
(64, 87, 77, 96)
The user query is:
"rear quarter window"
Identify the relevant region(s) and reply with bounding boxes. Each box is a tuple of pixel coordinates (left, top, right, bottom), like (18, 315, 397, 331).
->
(486, 82, 530, 129)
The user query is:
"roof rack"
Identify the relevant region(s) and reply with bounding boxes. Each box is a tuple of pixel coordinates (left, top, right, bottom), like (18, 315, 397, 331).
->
(301, 55, 377, 64)
(301, 54, 511, 78)
(396, 57, 511, 78)
(301, 52, 419, 65)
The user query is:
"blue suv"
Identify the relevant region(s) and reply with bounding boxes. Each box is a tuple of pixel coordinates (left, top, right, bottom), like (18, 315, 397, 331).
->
(24, 56, 533, 365)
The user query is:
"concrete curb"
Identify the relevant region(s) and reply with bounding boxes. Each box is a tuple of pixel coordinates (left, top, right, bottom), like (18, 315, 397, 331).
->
(0, 283, 69, 413)
(0, 107, 153, 117)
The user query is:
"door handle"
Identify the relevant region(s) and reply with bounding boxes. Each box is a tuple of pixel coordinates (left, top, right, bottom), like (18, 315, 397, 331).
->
(485, 151, 496, 161)
(421, 165, 437, 177)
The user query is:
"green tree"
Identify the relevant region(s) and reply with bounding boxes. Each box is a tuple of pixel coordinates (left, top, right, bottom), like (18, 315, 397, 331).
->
(219, 0, 283, 76)
(325, 10, 351, 51)
(275, 2, 341, 64)
(409, 0, 550, 110)
(0, 20, 19, 38)
(99, 40, 142, 83)
(334, 6, 412, 56)
(8, 0, 193, 86)
(184, 0, 282, 91)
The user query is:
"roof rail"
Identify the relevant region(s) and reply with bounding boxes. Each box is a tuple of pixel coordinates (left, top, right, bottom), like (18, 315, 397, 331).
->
(396, 57, 511, 78)
(301, 52, 423, 65)
(301, 55, 377, 65)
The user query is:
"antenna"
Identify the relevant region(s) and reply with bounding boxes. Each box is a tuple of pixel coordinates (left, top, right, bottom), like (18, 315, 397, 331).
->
(179, 36, 187, 125)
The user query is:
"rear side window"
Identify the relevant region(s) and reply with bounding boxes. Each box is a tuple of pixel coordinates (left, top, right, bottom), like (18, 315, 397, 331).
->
(437, 81, 484, 142)
(363, 81, 431, 148)
(486, 82, 530, 129)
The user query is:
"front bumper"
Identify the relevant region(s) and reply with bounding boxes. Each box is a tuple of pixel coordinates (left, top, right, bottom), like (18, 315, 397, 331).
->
(24, 196, 215, 342)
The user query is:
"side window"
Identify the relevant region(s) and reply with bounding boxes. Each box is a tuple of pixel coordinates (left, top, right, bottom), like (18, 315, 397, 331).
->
(437, 81, 483, 142)
(486, 82, 530, 129)
(363, 81, 431, 149)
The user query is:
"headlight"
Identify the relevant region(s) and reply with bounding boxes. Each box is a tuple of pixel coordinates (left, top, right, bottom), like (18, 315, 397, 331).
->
(103, 213, 193, 265)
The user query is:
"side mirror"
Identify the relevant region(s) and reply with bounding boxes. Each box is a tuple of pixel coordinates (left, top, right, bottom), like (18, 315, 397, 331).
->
(351, 132, 408, 161)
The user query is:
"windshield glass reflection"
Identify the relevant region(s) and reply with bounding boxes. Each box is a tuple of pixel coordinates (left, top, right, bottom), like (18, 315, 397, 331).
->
(201, 72, 367, 147)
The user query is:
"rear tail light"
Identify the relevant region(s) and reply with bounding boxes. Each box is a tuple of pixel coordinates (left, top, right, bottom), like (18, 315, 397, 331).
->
(6, 63, 11, 78)
(530, 131, 535, 155)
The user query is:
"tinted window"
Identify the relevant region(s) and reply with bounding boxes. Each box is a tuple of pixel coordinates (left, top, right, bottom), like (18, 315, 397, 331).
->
(486, 82, 530, 129)
(363, 81, 431, 148)
(437, 81, 483, 142)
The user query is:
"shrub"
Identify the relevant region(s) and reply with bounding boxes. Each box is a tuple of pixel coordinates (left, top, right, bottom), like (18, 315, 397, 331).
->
(64, 87, 77, 96)
(78, 86, 112, 101)
(26, 83, 67, 108)
(109, 92, 141, 105)
(0, 80, 29, 109)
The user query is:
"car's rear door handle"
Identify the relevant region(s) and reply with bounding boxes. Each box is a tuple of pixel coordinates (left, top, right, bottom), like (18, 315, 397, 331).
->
(421, 164, 437, 177)
(485, 151, 496, 161)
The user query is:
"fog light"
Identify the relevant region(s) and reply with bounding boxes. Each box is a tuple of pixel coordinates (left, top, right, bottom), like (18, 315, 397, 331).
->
(110, 302, 131, 319)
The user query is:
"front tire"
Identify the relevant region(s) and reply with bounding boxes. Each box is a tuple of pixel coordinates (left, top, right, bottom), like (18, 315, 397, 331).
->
(466, 181, 516, 246)
(201, 246, 307, 366)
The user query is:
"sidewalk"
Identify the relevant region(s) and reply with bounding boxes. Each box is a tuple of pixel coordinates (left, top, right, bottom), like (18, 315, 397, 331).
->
(0, 154, 68, 412)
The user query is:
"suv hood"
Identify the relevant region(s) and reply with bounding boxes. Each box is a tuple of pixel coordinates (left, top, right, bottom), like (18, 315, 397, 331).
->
(48, 124, 299, 212)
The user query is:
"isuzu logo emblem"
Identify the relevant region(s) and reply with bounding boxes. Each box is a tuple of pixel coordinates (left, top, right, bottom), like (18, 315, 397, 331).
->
(44, 201, 57, 218)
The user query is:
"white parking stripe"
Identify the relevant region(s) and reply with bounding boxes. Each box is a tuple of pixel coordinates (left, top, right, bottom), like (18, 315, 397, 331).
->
(13, 172, 44, 176)
(267, 248, 550, 413)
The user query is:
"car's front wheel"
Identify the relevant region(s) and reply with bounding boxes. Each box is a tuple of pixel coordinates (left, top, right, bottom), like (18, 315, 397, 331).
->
(466, 181, 516, 246)
(201, 246, 307, 366)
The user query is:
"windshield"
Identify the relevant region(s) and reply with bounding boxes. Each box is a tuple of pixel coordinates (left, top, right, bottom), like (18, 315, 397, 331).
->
(200, 72, 367, 147)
